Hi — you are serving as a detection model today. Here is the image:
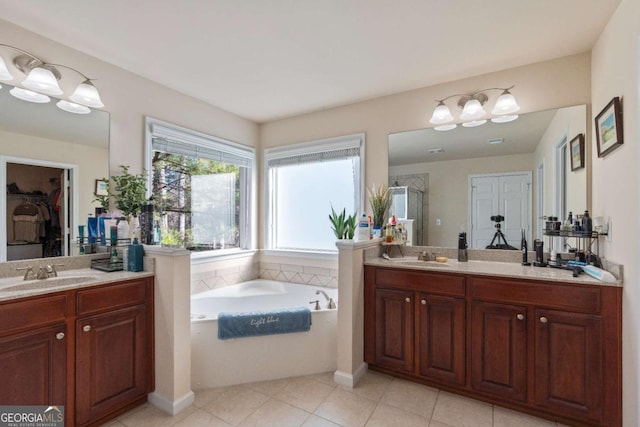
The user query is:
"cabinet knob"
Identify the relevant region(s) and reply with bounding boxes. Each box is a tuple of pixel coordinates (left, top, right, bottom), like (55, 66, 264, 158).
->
(539, 316, 548, 324)
(405, 297, 411, 303)
(517, 314, 525, 321)
(56, 332, 65, 340)
(83, 325, 91, 332)
(421, 299, 427, 305)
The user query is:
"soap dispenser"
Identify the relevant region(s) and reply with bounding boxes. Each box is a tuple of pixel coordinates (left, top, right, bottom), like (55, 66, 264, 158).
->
(127, 238, 144, 272)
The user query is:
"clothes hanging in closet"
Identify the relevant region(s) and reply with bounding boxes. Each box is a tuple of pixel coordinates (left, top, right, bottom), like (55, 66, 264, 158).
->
(12, 202, 41, 243)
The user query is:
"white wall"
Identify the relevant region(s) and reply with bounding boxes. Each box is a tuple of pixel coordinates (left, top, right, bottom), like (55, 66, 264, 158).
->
(591, 0, 640, 425)
(390, 153, 534, 247)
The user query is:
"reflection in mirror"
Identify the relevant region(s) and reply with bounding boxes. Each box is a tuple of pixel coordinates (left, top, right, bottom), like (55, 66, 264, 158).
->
(388, 105, 587, 249)
(0, 83, 109, 261)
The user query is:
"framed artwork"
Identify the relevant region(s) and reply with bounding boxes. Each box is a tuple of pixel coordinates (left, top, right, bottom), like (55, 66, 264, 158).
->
(595, 96, 623, 158)
(570, 133, 585, 171)
(94, 179, 109, 196)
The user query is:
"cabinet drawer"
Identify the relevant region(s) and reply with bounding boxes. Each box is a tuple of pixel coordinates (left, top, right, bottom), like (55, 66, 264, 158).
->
(376, 268, 465, 297)
(0, 294, 67, 335)
(471, 277, 600, 313)
(77, 279, 148, 316)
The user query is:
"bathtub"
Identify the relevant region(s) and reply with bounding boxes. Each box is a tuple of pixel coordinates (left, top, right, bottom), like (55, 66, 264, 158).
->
(191, 279, 338, 388)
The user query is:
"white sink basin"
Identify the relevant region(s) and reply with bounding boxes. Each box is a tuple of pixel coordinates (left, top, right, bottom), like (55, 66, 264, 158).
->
(1, 276, 99, 292)
(387, 258, 451, 268)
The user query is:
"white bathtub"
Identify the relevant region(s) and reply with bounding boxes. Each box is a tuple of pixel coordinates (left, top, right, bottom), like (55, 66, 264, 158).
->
(191, 279, 338, 388)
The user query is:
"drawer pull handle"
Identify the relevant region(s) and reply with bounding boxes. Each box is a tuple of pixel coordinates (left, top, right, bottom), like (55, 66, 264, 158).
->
(421, 299, 427, 305)
(540, 316, 548, 324)
(405, 297, 411, 303)
(83, 325, 91, 332)
(56, 332, 65, 340)
(517, 314, 524, 321)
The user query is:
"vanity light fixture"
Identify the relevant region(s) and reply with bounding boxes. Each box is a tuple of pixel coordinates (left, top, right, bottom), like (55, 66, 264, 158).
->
(429, 86, 520, 130)
(0, 44, 104, 113)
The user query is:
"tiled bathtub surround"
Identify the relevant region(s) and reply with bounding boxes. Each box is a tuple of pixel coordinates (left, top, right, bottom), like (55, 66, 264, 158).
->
(190, 259, 338, 295)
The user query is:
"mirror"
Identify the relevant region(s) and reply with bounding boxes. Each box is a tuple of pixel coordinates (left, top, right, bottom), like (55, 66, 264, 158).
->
(0, 83, 109, 261)
(388, 105, 588, 248)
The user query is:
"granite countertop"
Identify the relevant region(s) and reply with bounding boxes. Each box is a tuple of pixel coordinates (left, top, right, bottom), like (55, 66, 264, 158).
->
(365, 257, 622, 287)
(0, 268, 155, 302)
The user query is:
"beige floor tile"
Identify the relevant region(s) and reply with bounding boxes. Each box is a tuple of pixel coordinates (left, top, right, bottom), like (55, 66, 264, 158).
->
(379, 378, 438, 418)
(246, 377, 292, 396)
(172, 409, 232, 427)
(192, 387, 230, 409)
(339, 371, 393, 402)
(493, 406, 556, 427)
(274, 377, 335, 412)
(428, 421, 455, 427)
(119, 403, 196, 427)
(305, 371, 338, 387)
(302, 414, 342, 427)
(203, 387, 269, 425)
(314, 388, 377, 427)
(101, 421, 126, 427)
(365, 402, 429, 427)
(239, 399, 311, 427)
(430, 392, 492, 427)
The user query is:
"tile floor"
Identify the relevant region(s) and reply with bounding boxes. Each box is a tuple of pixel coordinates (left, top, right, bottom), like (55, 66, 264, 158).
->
(104, 371, 572, 427)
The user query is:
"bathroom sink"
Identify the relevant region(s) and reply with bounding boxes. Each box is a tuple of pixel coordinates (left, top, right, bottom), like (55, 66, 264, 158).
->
(0, 276, 99, 292)
(388, 259, 451, 268)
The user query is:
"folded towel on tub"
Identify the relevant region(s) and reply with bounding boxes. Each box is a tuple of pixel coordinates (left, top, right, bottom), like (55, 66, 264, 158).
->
(218, 306, 312, 340)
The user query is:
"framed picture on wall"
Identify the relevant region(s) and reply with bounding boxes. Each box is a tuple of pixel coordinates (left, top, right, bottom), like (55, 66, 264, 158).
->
(595, 96, 623, 158)
(570, 133, 585, 171)
(95, 179, 109, 196)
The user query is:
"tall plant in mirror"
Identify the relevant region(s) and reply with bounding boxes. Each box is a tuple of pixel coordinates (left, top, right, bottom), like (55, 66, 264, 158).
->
(368, 184, 391, 229)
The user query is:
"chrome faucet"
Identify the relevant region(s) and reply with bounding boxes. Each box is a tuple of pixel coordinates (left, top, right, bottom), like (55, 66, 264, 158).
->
(16, 266, 35, 281)
(316, 290, 337, 309)
(34, 264, 64, 280)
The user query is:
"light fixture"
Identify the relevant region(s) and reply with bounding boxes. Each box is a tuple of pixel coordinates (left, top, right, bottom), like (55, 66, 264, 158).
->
(0, 43, 104, 114)
(429, 86, 520, 131)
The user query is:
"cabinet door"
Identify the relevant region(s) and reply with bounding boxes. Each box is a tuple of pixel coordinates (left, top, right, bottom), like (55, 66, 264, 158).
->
(75, 304, 148, 426)
(471, 301, 527, 402)
(374, 288, 414, 373)
(535, 309, 603, 423)
(0, 324, 66, 405)
(417, 294, 465, 385)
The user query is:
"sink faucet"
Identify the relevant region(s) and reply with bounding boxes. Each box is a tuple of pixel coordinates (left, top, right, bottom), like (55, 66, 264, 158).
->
(316, 290, 337, 309)
(16, 266, 35, 281)
(34, 264, 64, 280)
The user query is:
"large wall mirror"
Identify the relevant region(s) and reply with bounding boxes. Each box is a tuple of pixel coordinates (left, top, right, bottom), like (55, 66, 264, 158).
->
(0, 83, 109, 262)
(388, 105, 588, 249)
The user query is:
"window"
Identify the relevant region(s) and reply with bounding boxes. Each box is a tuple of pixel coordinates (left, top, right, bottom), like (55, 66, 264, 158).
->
(145, 118, 255, 252)
(265, 134, 364, 252)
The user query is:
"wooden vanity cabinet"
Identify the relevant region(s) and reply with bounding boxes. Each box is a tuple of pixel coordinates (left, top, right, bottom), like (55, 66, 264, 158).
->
(0, 276, 154, 427)
(365, 266, 466, 386)
(364, 265, 622, 427)
(0, 294, 68, 407)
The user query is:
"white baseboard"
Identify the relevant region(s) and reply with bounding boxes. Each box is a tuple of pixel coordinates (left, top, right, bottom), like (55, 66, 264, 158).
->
(148, 390, 195, 415)
(333, 362, 368, 388)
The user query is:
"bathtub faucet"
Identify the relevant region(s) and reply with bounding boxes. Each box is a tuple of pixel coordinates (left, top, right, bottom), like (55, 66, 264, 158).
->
(316, 290, 337, 309)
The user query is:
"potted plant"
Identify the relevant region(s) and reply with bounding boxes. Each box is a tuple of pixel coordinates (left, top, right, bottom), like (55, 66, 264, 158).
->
(111, 165, 148, 219)
(368, 184, 391, 237)
(329, 205, 356, 240)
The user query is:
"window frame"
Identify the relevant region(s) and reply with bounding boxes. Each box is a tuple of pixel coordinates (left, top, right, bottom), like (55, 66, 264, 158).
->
(144, 117, 256, 258)
(263, 133, 365, 255)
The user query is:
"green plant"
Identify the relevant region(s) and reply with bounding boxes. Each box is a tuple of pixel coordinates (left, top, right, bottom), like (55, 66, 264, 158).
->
(368, 184, 392, 227)
(111, 165, 148, 218)
(329, 205, 357, 240)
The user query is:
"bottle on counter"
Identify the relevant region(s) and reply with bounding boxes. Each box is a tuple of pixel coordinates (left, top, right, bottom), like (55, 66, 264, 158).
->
(127, 238, 144, 272)
(582, 210, 593, 234)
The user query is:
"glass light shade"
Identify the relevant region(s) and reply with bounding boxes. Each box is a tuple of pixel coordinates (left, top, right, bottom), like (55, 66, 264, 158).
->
(70, 80, 104, 108)
(10, 87, 50, 103)
(57, 99, 91, 114)
(0, 56, 13, 81)
(491, 91, 520, 115)
(22, 66, 63, 95)
(462, 119, 487, 128)
(434, 124, 457, 131)
(460, 99, 486, 120)
(491, 115, 519, 123)
(429, 102, 454, 124)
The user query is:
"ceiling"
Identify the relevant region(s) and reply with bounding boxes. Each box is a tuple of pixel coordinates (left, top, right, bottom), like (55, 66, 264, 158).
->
(0, 0, 620, 123)
(388, 109, 558, 166)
